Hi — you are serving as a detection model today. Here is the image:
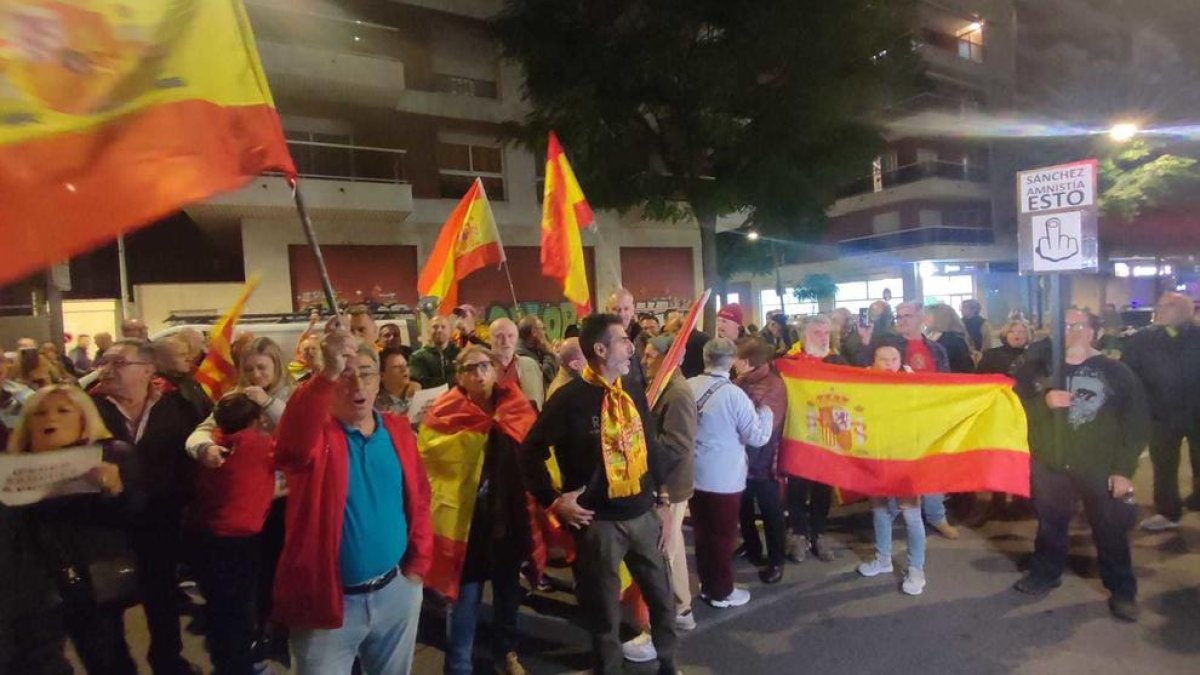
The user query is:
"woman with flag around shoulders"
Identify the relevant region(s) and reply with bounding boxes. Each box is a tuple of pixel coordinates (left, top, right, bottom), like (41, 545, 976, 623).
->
(418, 345, 544, 675)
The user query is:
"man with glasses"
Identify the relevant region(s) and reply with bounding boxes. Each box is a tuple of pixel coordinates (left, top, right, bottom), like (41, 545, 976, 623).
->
(92, 339, 207, 674)
(1120, 292, 1200, 531)
(272, 326, 432, 674)
(1015, 309, 1149, 622)
(520, 313, 680, 675)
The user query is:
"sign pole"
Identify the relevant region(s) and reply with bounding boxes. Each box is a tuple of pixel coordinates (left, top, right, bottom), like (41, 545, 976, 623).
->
(1048, 272, 1067, 388)
(289, 178, 340, 317)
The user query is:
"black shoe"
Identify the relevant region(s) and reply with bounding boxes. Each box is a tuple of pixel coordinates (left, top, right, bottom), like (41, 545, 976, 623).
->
(759, 565, 784, 585)
(1108, 597, 1140, 623)
(1012, 574, 1062, 598)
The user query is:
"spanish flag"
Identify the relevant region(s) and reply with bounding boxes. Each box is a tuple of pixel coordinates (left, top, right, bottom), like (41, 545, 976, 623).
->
(540, 132, 593, 315)
(417, 177, 505, 314)
(195, 275, 260, 400)
(417, 381, 543, 601)
(777, 359, 1030, 497)
(0, 0, 294, 286)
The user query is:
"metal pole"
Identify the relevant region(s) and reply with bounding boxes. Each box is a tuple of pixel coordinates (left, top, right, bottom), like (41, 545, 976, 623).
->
(117, 234, 132, 317)
(289, 179, 340, 316)
(774, 245, 786, 315)
(501, 260, 523, 319)
(1049, 272, 1066, 388)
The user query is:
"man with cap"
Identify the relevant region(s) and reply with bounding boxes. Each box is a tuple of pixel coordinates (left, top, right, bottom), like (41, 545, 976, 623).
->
(716, 304, 746, 341)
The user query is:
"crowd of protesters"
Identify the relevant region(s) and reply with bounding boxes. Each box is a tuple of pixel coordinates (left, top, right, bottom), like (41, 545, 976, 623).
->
(0, 284, 1185, 674)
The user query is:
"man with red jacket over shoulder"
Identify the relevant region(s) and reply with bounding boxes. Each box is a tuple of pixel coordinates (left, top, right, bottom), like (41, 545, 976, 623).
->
(272, 325, 432, 675)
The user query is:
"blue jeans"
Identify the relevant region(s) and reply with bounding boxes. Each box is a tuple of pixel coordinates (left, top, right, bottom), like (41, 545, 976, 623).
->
(291, 575, 423, 675)
(872, 497, 926, 570)
(445, 569, 524, 675)
(921, 493, 947, 525)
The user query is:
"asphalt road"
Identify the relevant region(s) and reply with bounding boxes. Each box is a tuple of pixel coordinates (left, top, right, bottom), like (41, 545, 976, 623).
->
(108, 453, 1197, 674)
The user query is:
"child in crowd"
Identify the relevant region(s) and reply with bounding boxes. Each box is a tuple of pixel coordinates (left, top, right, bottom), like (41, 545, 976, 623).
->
(857, 342, 928, 596)
(193, 392, 276, 674)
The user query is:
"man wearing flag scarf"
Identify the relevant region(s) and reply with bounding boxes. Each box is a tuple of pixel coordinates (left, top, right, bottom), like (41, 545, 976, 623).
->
(418, 345, 542, 675)
(520, 314, 680, 675)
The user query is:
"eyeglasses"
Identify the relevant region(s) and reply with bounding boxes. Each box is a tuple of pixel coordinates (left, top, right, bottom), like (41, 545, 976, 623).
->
(896, 313, 917, 320)
(102, 358, 151, 370)
(459, 361, 493, 375)
(339, 367, 380, 381)
(1065, 322, 1091, 332)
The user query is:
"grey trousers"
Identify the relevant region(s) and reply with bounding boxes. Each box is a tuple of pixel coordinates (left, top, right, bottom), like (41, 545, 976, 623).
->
(572, 510, 678, 674)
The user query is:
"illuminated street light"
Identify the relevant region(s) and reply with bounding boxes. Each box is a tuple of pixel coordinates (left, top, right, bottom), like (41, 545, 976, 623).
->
(746, 230, 760, 241)
(1109, 122, 1139, 142)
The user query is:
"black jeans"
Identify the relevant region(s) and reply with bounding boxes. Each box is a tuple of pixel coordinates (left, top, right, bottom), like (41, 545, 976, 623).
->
(1029, 461, 1138, 601)
(1148, 425, 1200, 520)
(787, 476, 833, 539)
(739, 479, 787, 566)
(130, 523, 186, 673)
(195, 532, 261, 675)
(571, 510, 677, 675)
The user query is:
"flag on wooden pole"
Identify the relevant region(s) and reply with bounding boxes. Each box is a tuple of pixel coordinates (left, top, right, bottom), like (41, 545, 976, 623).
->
(195, 275, 261, 401)
(540, 132, 593, 315)
(417, 177, 506, 314)
(0, 0, 295, 287)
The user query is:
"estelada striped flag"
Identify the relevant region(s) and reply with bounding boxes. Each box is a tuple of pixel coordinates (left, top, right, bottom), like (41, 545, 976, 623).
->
(540, 131, 593, 315)
(0, 0, 295, 286)
(417, 381, 543, 601)
(776, 359, 1030, 497)
(195, 274, 261, 401)
(417, 177, 505, 314)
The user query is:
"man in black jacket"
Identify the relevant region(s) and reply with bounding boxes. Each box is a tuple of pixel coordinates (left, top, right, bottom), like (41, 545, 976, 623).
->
(1121, 292, 1200, 532)
(519, 314, 679, 675)
(93, 339, 205, 675)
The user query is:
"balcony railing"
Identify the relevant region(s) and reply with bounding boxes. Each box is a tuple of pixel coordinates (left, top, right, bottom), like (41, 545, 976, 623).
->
(883, 91, 984, 118)
(282, 139, 408, 184)
(838, 226, 994, 255)
(430, 73, 499, 99)
(837, 160, 988, 199)
(916, 29, 985, 63)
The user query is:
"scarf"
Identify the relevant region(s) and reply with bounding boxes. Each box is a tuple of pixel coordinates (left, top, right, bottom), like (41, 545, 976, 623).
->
(580, 365, 649, 498)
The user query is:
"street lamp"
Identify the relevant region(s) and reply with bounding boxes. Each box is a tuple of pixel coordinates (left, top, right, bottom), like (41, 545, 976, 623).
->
(1109, 122, 1139, 142)
(746, 230, 760, 241)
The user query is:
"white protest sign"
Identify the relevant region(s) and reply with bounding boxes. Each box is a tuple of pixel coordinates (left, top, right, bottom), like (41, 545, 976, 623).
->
(407, 384, 449, 427)
(1016, 159, 1099, 274)
(0, 445, 103, 507)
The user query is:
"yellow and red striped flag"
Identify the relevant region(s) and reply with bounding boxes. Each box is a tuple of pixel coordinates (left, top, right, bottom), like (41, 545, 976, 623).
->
(417, 177, 505, 314)
(195, 275, 261, 401)
(540, 131, 593, 315)
(776, 359, 1030, 497)
(0, 0, 295, 286)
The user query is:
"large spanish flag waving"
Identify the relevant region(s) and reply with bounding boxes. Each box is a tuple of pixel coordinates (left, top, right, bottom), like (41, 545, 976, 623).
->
(417, 381, 543, 601)
(777, 359, 1030, 497)
(541, 131, 593, 315)
(194, 274, 260, 401)
(0, 0, 294, 286)
(417, 177, 505, 314)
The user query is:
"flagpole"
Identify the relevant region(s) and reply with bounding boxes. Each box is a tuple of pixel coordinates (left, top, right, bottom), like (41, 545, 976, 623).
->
(501, 260, 523, 319)
(288, 178, 340, 317)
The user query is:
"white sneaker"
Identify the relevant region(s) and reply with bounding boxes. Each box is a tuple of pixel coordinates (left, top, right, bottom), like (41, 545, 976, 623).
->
(704, 587, 751, 608)
(1140, 514, 1181, 532)
(675, 608, 697, 631)
(857, 557, 894, 577)
(621, 633, 657, 663)
(902, 567, 926, 596)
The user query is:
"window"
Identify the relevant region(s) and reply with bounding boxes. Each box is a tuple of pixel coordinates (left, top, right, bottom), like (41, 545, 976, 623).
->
(872, 211, 900, 234)
(834, 277, 904, 314)
(438, 142, 505, 200)
(758, 289, 815, 325)
(922, 273, 975, 309)
(956, 23, 984, 63)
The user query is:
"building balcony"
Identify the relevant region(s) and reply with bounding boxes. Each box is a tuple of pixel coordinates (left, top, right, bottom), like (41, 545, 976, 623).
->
(838, 226, 994, 256)
(257, 41, 406, 109)
(830, 161, 991, 216)
(187, 140, 412, 222)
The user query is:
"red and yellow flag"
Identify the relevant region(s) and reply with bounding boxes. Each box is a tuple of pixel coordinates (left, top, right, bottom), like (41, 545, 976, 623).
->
(0, 0, 295, 286)
(417, 382, 540, 601)
(540, 131, 593, 315)
(777, 359, 1030, 497)
(417, 177, 505, 314)
(195, 275, 261, 401)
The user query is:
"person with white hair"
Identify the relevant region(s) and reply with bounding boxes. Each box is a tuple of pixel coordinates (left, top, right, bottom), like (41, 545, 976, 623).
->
(687, 338, 772, 608)
(489, 317, 546, 409)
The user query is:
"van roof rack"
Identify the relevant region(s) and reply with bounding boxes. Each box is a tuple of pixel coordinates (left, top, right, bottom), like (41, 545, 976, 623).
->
(164, 308, 418, 325)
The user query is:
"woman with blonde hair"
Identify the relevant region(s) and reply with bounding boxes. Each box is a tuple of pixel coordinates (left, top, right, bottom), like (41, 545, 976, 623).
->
(4, 384, 145, 674)
(923, 303, 975, 374)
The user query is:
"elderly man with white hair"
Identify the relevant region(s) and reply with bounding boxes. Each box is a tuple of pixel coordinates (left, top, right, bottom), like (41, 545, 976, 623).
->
(687, 338, 772, 608)
(489, 317, 545, 409)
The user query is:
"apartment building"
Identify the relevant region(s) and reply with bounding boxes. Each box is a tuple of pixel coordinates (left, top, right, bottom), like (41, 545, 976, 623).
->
(730, 0, 1022, 325)
(177, 0, 702, 335)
